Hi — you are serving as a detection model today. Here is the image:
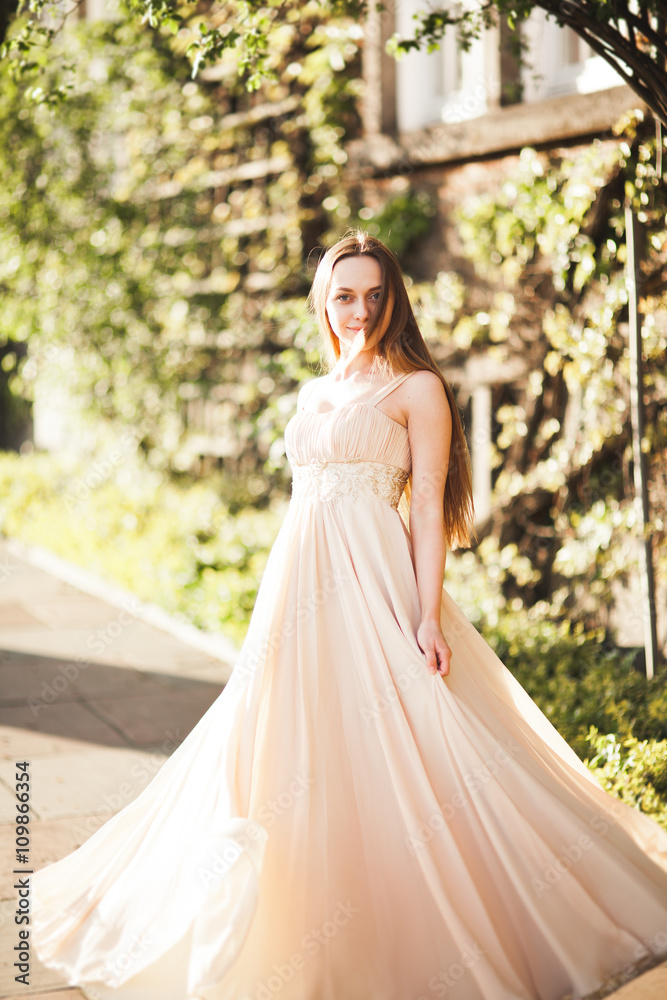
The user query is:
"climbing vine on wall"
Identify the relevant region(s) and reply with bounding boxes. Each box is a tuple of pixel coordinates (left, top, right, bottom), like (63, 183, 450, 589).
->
(405, 112, 667, 636)
(0, 7, 363, 494)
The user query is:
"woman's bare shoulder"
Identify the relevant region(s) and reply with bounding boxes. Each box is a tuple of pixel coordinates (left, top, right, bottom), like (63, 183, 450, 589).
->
(296, 374, 327, 409)
(401, 370, 451, 431)
(403, 370, 448, 406)
(405, 369, 444, 390)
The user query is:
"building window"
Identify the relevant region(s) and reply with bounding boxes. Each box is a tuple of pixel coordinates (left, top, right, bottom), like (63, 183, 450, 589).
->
(394, 4, 625, 135)
(521, 9, 624, 102)
(395, 0, 498, 133)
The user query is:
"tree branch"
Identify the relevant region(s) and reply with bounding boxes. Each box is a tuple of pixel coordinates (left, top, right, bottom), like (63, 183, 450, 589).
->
(537, 0, 667, 125)
(622, 8, 667, 62)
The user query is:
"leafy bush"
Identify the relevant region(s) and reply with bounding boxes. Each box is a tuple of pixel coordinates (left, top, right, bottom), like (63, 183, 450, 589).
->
(439, 547, 665, 755)
(0, 450, 284, 644)
(0, 10, 360, 476)
(585, 728, 667, 830)
(479, 606, 667, 757)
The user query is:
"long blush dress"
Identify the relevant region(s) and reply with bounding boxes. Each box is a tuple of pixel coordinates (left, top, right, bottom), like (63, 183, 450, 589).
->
(31, 371, 667, 1000)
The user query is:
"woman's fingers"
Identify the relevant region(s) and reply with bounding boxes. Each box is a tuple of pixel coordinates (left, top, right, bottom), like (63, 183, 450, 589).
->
(436, 637, 452, 677)
(417, 624, 452, 677)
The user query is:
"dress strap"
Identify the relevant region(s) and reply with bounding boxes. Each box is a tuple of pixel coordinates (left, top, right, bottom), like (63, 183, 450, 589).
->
(368, 371, 414, 405)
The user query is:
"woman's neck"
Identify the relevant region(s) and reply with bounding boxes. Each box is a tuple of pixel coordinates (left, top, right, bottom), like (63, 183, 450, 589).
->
(330, 350, 387, 381)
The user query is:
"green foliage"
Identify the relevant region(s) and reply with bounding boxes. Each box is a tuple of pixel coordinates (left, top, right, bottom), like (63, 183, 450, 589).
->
(442, 543, 667, 834)
(318, 184, 437, 258)
(387, 0, 533, 57)
(1, 20, 221, 458)
(0, 449, 284, 643)
(418, 116, 667, 634)
(349, 189, 437, 257)
(0, 0, 78, 106)
(585, 729, 667, 829)
(1, 0, 365, 98)
(0, 8, 360, 481)
(444, 557, 667, 828)
(457, 144, 617, 290)
(481, 606, 667, 757)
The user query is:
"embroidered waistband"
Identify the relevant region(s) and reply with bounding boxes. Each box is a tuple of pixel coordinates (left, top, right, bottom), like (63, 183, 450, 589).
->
(290, 459, 409, 510)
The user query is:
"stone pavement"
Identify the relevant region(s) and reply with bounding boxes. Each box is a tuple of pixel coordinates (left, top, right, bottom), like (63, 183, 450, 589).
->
(0, 537, 666, 1000)
(0, 537, 238, 999)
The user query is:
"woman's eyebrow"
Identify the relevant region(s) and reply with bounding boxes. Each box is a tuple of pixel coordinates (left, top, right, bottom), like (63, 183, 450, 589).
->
(333, 285, 382, 293)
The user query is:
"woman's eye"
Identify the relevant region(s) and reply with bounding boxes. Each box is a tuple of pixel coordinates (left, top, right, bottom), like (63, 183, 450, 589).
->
(335, 292, 379, 302)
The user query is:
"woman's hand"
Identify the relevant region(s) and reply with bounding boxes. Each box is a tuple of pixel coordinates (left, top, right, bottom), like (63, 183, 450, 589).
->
(416, 620, 452, 677)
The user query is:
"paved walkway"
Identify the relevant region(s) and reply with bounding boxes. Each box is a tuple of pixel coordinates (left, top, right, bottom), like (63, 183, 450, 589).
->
(0, 537, 666, 1000)
(0, 538, 237, 999)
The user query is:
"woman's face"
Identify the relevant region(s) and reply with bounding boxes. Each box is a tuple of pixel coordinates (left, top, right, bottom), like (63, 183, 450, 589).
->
(326, 255, 384, 354)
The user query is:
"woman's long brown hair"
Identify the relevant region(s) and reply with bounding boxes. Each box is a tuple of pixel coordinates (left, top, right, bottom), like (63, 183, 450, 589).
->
(308, 230, 476, 550)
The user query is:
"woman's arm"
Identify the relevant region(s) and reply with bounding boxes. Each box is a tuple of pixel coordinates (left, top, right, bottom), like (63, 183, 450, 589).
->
(404, 371, 453, 677)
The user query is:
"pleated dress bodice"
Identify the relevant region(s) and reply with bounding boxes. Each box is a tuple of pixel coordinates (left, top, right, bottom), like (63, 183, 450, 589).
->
(284, 372, 413, 511)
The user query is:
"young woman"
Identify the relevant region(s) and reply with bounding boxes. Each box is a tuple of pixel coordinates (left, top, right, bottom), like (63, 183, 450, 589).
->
(32, 232, 667, 1000)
